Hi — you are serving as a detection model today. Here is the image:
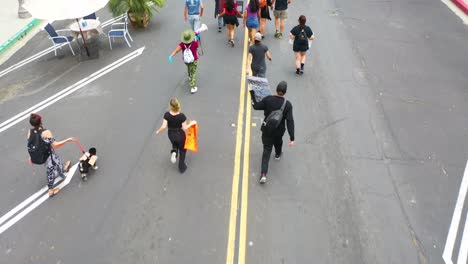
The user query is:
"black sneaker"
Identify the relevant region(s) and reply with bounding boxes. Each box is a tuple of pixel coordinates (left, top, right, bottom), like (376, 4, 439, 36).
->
(274, 31, 279, 38)
(296, 69, 301, 75)
(300, 70, 304, 75)
(218, 27, 222, 32)
(259, 173, 267, 184)
(275, 153, 282, 160)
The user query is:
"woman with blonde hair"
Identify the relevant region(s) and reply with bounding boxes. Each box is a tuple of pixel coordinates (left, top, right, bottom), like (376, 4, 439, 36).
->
(156, 98, 197, 173)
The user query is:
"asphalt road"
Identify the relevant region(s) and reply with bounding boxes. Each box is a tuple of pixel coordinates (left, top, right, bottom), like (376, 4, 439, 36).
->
(0, 0, 467, 263)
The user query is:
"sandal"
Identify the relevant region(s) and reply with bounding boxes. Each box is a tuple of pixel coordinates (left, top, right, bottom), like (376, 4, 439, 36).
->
(48, 188, 60, 197)
(63, 160, 71, 173)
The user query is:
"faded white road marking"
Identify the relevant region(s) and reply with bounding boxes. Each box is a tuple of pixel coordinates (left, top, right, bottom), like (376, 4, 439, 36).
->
(443, 160, 468, 264)
(0, 46, 145, 133)
(0, 163, 78, 235)
(457, 210, 468, 263)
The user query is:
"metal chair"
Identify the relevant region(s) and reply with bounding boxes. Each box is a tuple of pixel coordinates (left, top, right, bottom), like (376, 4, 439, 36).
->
(107, 15, 133, 50)
(44, 23, 75, 56)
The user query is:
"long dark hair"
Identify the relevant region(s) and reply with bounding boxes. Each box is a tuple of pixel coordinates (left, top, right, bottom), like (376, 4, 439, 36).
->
(249, 0, 259, 13)
(226, 0, 235, 12)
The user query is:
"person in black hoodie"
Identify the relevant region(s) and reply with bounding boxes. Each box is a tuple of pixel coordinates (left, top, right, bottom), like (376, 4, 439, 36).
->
(249, 81, 295, 183)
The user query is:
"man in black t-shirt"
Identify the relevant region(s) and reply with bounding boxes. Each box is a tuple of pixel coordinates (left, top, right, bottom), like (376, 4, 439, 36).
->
(249, 81, 295, 184)
(247, 32, 272, 77)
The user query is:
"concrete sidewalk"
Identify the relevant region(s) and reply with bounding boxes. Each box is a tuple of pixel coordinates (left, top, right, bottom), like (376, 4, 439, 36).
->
(0, 1, 34, 46)
(0, 1, 45, 64)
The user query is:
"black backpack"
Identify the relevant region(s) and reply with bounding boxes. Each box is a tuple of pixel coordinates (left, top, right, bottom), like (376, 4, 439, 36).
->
(263, 98, 287, 131)
(27, 128, 51, 165)
(297, 28, 309, 46)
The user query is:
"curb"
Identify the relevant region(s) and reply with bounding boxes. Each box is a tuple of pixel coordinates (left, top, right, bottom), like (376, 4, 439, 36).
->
(0, 18, 41, 56)
(452, 0, 468, 14)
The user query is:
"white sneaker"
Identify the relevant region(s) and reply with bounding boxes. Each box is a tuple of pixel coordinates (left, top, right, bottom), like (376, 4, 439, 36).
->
(259, 174, 267, 184)
(190, 86, 198, 94)
(170, 152, 177, 164)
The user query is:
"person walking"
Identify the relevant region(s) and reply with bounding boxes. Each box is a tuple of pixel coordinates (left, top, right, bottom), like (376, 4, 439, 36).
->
(218, 0, 242, 46)
(247, 32, 272, 77)
(243, 0, 261, 44)
(155, 98, 197, 174)
(185, 0, 205, 32)
(271, 0, 291, 39)
(214, 0, 225, 32)
(249, 81, 295, 184)
(169, 29, 200, 94)
(258, 0, 272, 38)
(27, 113, 76, 197)
(289, 15, 314, 74)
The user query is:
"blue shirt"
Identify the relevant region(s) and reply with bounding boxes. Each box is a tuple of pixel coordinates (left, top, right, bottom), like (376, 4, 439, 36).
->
(186, 0, 203, 15)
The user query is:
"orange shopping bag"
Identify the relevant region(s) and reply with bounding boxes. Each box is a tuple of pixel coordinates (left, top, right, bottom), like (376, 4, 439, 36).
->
(184, 123, 198, 152)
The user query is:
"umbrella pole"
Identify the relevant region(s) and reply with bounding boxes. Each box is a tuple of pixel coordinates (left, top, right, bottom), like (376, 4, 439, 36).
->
(76, 18, 90, 57)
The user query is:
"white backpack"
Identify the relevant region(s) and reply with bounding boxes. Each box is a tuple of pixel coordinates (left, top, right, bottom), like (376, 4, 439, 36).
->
(183, 43, 195, 63)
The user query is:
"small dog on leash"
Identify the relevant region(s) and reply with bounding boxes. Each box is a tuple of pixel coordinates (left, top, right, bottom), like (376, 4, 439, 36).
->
(79, 148, 98, 181)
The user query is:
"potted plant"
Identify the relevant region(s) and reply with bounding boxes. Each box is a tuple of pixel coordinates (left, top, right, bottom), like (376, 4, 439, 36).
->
(109, 0, 165, 28)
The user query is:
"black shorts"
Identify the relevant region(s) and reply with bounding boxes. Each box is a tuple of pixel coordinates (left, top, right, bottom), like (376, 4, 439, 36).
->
(260, 7, 271, 20)
(224, 15, 239, 26)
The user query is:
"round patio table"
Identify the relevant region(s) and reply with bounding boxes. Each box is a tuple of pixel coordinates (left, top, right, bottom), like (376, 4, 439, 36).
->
(69, 19, 103, 39)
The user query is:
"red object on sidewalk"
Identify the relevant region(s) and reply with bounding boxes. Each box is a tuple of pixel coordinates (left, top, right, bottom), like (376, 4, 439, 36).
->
(452, 0, 468, 15)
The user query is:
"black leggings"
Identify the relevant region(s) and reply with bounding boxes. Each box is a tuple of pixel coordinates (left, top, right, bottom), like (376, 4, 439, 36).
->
(168, 130, 187, 173)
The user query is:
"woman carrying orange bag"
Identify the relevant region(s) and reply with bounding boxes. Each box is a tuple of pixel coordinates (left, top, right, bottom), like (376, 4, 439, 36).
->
(156, 98, 197, 173)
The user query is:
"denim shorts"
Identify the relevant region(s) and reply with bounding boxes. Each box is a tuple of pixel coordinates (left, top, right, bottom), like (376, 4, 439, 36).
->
(246, 16, 259, 29)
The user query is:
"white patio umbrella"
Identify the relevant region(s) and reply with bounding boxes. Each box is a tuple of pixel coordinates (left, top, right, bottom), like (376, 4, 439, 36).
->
(24, 0, 109, 56)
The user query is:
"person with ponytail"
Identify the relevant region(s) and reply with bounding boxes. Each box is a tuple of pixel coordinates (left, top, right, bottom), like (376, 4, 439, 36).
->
(155, 98, 197, 173)
(289, 15, 314, 75)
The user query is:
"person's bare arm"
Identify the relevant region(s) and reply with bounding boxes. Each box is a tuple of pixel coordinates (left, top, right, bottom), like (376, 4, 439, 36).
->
(182, 120, 197, 131)
(156, 119, 168, 135)
(266, 50, 272, 61)
(184, 6, 188, 21)
(41, 130, 77, 149)
(200, 3, 205, 17)
(243, 9, 247, 27)
(246, 53, 253, 75)
(218, 7, 226, 17)
(170, 46, 183, 57)
(289, 32, 295, 40)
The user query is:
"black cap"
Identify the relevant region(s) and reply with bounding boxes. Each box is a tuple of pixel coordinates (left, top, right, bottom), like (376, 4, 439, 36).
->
(276, 81, 287, 94)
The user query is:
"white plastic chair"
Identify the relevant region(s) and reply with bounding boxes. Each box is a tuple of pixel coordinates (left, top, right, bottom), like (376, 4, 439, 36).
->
(107, 15, 133, 50)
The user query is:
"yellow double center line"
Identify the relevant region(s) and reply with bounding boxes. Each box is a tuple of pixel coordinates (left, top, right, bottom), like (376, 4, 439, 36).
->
(225, 30, 252, 264)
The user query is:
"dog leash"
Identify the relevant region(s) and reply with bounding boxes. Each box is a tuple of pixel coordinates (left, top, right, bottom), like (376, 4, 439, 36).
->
(74, 140, 85, 154)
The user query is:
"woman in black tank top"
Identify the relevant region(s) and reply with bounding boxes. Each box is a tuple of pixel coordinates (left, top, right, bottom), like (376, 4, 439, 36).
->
(155, 98, 197, 173)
